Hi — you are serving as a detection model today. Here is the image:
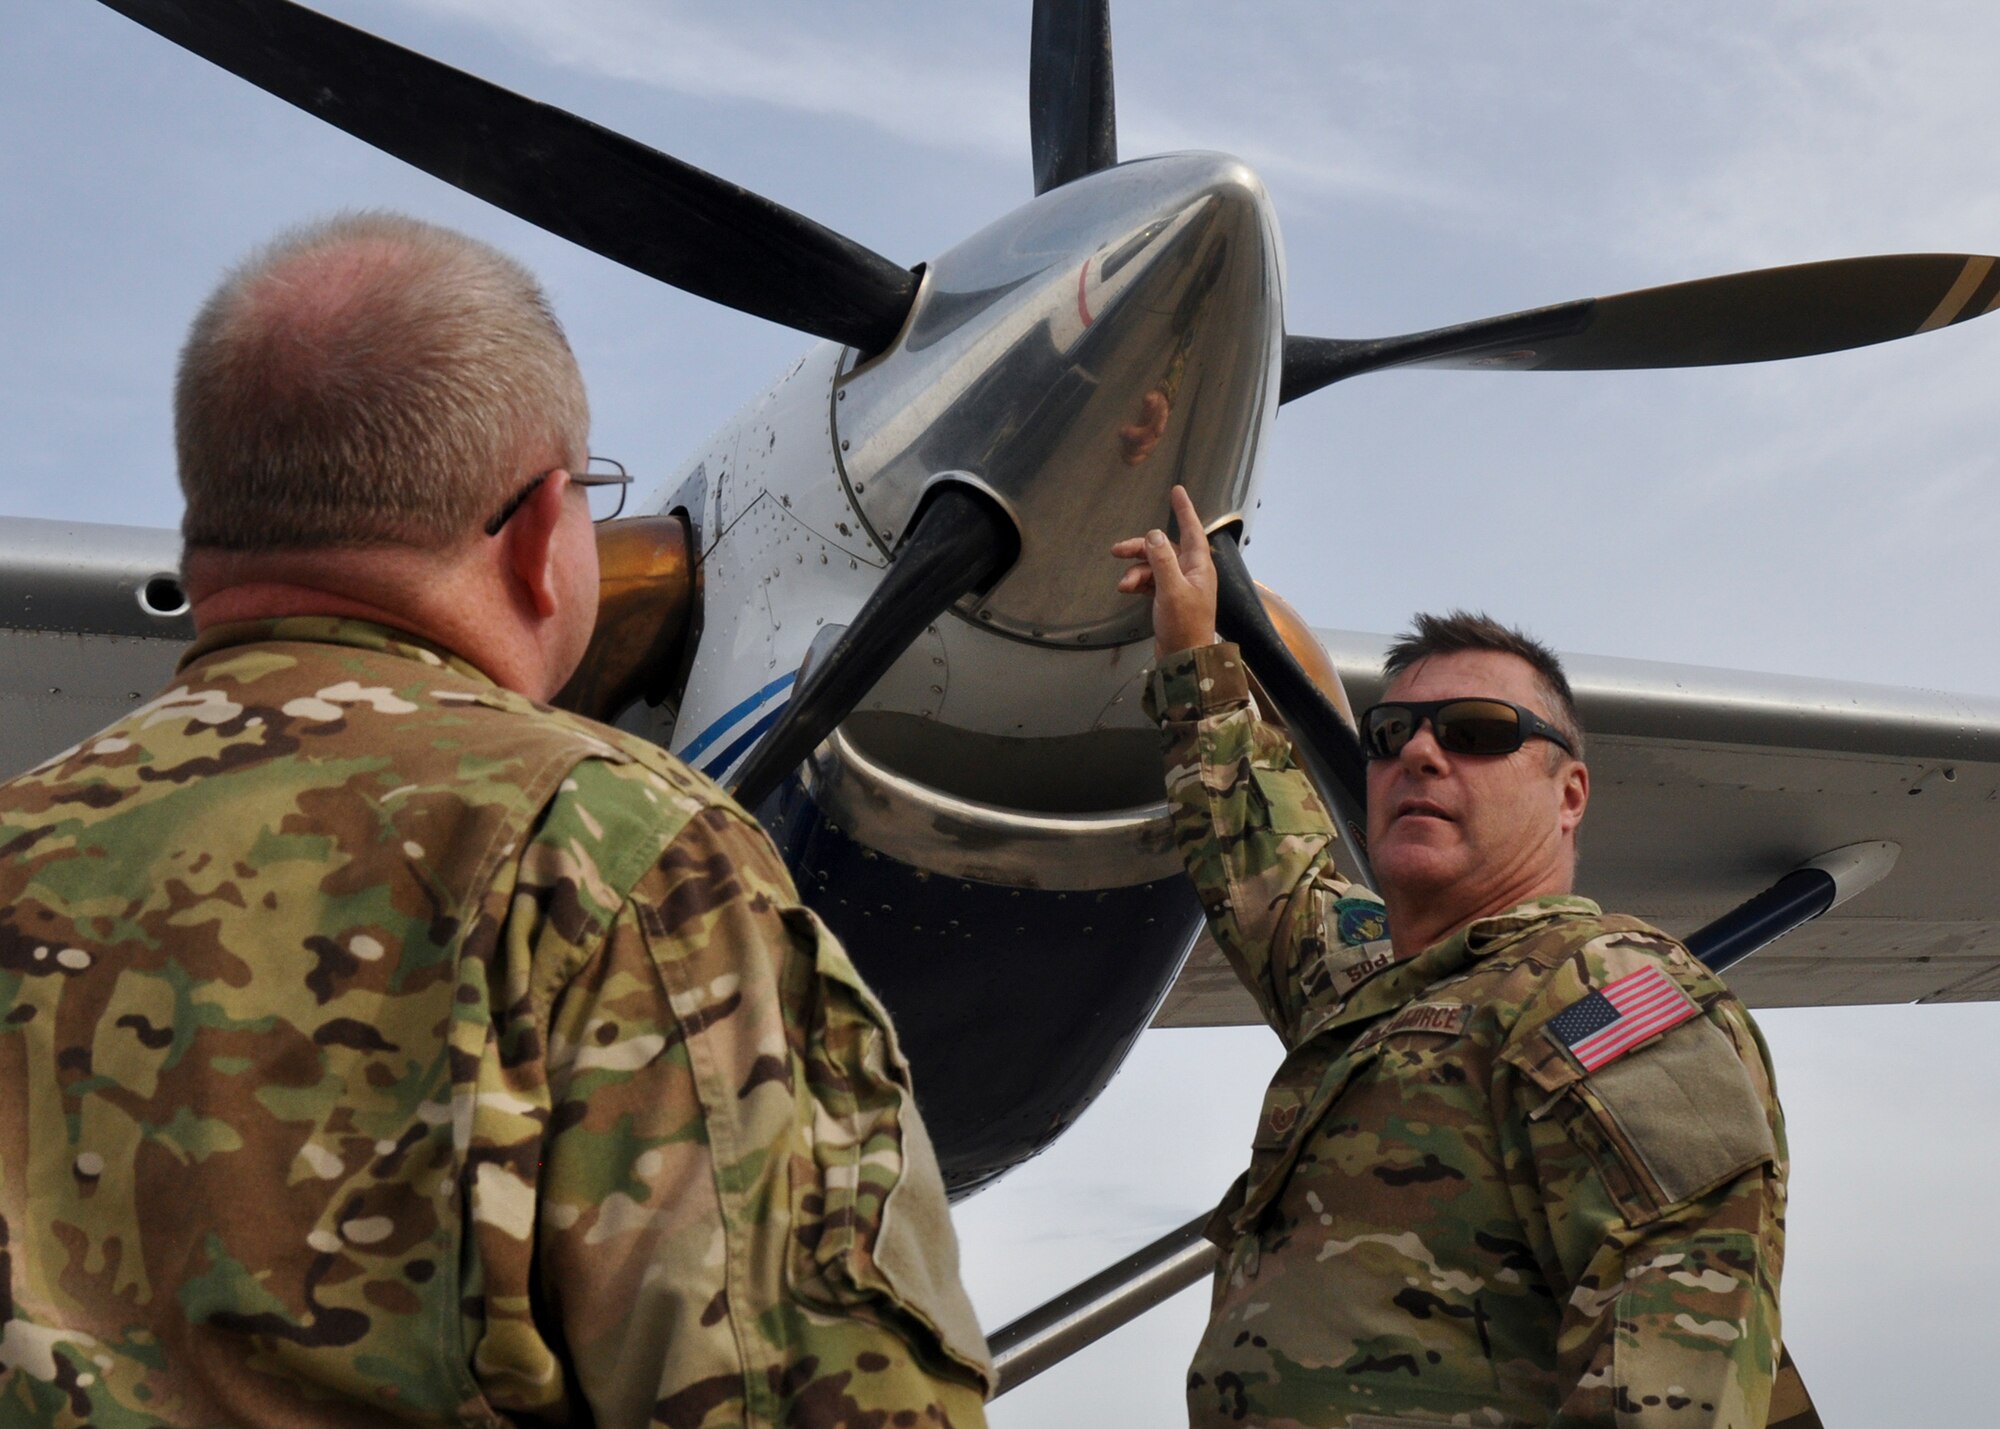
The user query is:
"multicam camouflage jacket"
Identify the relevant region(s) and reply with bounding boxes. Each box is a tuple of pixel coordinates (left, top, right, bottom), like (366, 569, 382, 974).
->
(0, 617, 990, 1428)
(1147, 643, 1787, 1429)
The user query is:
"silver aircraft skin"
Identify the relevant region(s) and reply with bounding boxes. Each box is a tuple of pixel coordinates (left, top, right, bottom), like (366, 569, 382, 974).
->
(6, 134, 1996, 1020)
(653, 154, 1278, 868)
(10, 510, 1999, 1020)
(5, 117, 2000, 1014)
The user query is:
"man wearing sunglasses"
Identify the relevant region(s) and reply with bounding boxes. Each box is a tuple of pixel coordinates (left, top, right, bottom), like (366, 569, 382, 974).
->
(1117, 487, 1784, 1428)
(0, 215, 989, 1426)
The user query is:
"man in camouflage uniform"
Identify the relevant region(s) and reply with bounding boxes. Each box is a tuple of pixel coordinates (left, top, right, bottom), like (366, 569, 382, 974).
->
(0, 213, 990, 1426)
(1114, 488, 1785, 1427)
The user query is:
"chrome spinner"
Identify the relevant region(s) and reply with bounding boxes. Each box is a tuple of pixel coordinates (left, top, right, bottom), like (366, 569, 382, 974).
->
(832, 152, 1285, 649)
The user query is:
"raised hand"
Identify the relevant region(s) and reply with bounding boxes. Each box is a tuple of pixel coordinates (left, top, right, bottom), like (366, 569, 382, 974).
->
(1111, 484, 1220, 661)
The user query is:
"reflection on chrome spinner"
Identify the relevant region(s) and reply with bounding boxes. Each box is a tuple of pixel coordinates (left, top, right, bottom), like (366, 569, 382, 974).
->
(832, 152, 1284, 649)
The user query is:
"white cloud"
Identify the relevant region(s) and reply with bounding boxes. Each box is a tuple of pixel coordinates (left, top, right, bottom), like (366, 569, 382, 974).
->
(1608, 5, 2000, 267)
(403, 0, 1029, 161)
(395, 0, 1459, 211)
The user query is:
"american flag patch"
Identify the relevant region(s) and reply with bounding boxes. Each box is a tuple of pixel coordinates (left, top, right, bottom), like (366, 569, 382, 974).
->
(1547, 965, 1698, 1071)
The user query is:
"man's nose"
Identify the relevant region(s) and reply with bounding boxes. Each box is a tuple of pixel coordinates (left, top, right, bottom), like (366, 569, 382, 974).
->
(1398, 718, 1449, 771)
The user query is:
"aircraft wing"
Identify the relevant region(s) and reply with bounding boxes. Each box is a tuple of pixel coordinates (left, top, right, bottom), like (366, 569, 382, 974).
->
(7, 515, 1995, 1023)
(0, 518, 192, 774)
(1154, 627, 2000, 1026)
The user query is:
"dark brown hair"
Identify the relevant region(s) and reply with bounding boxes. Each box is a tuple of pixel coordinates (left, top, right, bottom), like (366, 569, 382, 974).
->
(1382, 610, 1584, 761)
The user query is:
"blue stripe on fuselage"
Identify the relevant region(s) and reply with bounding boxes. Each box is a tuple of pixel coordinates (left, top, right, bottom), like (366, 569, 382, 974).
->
(678, 672, 795, 764)
(700, 701, 788, 781)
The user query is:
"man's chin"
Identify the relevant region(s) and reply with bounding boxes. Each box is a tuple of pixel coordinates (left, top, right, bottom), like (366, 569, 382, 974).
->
(1370, 839, 1465, 899)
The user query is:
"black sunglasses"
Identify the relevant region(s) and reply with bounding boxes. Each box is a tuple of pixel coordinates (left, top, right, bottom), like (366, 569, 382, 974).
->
(1358, 697, 1575, 761)
(484, 458, 633, 537)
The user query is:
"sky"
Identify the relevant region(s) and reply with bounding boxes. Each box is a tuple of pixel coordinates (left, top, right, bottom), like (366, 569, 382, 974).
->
(5, 1, 1998, 1422)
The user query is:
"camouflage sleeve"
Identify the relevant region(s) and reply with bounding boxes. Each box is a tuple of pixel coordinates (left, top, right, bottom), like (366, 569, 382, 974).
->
(501, 763, 991, 1427)
(1501, 933, 1787, 1428)
(1142, 642, 1369, 1043)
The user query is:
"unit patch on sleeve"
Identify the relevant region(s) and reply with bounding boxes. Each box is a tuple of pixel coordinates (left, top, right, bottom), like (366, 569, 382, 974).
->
(1332, 896, 1387, 947)
(1547, 965, 1697, 1071)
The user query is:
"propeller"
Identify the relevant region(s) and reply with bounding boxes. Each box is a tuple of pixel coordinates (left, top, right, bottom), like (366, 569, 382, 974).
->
(95, 0, 918, 353)
(1030, 0, 1117, 193)
(1207, 527, 1375, 888)
(729, 486, 1019, 811)
(1281, 253, 2000, 402)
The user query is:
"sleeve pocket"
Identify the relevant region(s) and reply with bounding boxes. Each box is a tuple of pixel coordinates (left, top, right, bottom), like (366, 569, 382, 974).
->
(1248, 765, 1329, 835)
(1519, 1014, 1778, 1224)
(1583, 1015, 1778, 1211)
(782, 907, 993, 1391)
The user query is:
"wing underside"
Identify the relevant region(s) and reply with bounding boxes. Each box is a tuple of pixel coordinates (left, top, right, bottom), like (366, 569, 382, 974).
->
(5, 517, 1994, 1021)
(1154, 628, 2000, 1026)
(0, 518, 192, 773)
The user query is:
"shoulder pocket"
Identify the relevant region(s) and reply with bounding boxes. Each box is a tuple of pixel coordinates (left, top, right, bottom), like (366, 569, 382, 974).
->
(1520, 1016, 1777, 1223)
(783, 908, 992, 1391)
(1248, 765, 1327, 835)
(1584, 1015, 1778, 1208)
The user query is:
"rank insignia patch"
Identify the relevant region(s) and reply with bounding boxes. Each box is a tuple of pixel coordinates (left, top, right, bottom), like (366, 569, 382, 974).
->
(1548, 965, 1698, 1071)
(1333, 897, 1387, 947)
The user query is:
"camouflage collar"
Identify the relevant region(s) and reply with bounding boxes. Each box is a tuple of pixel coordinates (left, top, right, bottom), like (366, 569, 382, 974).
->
(1295, 894, 1600, 1045)
(1459, 894, 1602, 953)
(179, 616, 498, 687)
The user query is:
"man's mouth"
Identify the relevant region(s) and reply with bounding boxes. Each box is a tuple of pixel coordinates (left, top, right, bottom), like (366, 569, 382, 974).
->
(1394, 798, 1453, 824)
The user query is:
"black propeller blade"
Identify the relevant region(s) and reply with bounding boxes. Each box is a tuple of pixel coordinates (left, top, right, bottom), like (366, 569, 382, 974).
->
(1281, 252, 2000, 402)
(730, 487, 1019, 812)
(1030, 0, 1117, 194)
(97, 0, 919, 353)
(1207, 528, 1375, 888)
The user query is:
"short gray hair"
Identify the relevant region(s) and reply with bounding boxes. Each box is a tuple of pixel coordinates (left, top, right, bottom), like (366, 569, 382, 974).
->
(175, 211, 589, 551)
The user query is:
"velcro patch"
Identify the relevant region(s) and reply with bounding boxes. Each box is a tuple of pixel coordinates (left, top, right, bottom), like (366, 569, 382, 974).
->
(1355, 1001, 1471, 1050)
(1578, 1015, 1779, 1211)
(1548, 965, 1697, 1071)
(1332, 896, 1387, 947)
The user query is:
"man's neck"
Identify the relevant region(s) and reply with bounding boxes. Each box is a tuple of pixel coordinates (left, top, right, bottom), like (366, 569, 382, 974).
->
(184, 544, 552, 699)
(1384, 872, 1574, 961)
(194, 581, 430, 633)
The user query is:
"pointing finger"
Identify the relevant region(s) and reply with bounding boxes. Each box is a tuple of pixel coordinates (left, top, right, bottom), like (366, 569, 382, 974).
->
(1170, 485, 1212, 574)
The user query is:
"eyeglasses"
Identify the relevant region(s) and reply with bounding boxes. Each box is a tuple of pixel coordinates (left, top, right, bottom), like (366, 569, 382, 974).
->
(1358, 697, 1575, 761)
(484, 457, 633, 537)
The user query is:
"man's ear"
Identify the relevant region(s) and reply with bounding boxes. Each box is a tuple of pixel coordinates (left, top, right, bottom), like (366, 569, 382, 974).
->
(1558, 759, 1589, 836)
(502, 469, 570, 619)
